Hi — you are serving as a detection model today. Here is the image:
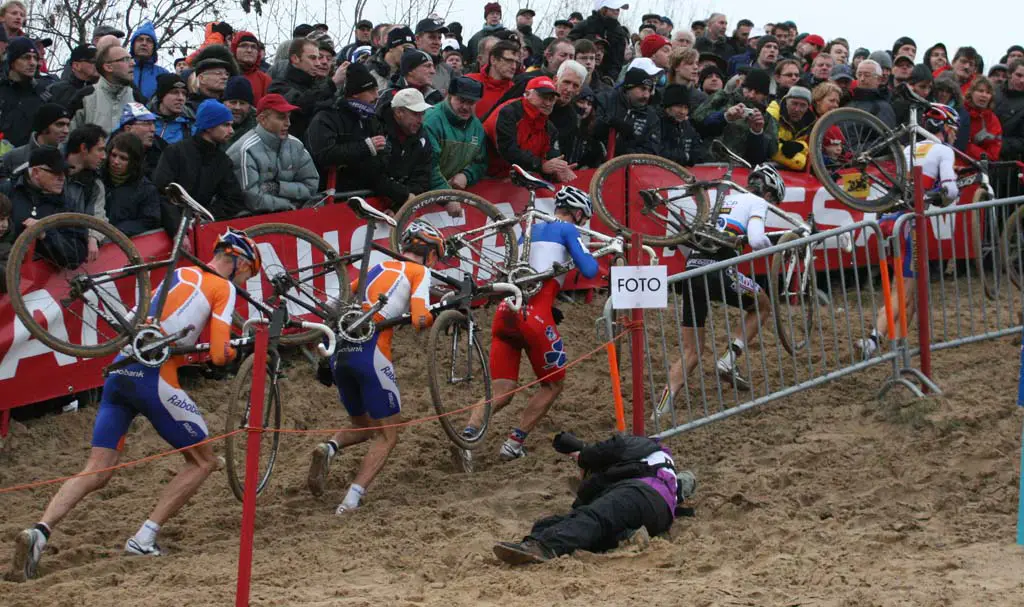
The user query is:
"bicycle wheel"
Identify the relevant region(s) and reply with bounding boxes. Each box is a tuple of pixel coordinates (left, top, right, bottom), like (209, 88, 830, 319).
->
(224, 353, 283, 502)
(969, 190, 999, 300)
(768, 232, 818, 354)
(391, 190, 518, 287)
(1001, 205, 1024, 290)
(5, 212, 150, 358)
(590, 154, 710, 247)
(808, 108, 907, 213)
(427, 310, 492, 450)
(239, 223, 350, 346)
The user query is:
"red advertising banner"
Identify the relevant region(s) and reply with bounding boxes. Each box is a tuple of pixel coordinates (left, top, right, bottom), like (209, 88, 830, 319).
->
(0, 166, 981, 411)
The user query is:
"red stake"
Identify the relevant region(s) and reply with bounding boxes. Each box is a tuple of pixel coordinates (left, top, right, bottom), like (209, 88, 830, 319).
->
(912, 166, 933, 387)
(236, 325, 269, 606)
(629, 232, 645, 436)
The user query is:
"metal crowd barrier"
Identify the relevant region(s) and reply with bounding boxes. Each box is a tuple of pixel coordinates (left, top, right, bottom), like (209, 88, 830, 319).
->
(604, 221, 899, 440)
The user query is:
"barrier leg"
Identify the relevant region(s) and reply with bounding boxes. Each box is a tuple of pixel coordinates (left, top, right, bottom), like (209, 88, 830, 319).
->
(0, 409, 9, 448)
(629, 232, 645, 436)
(236, 325, 269, 607)
(607, 343, 626, 432)
(913, 166, 934, 387)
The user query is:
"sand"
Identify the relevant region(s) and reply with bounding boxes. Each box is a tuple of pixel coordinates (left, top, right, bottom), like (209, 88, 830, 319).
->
(2, 294, 1024, 607)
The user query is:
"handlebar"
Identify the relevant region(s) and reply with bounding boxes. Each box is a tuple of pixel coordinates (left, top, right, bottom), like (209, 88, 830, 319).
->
(242, 317, 336, 357)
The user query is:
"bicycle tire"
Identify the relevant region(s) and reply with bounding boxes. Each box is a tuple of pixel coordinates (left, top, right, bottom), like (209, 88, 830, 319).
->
(969, 190, 999, 301)
(808, 108, 907, 213)
(239, 223, 350, 347)
(1001, 205, 1024, 291)
(768, 232, 818, 355)
(224, 353, 282, 502)
(427, 310, 492, 450)
(5, 212, 150, 358)
(589, 154, 710, 247)
(391, 190, 518, 283)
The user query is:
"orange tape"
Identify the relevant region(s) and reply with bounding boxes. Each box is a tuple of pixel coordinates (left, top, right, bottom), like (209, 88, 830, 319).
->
(892, 247, 909, 340)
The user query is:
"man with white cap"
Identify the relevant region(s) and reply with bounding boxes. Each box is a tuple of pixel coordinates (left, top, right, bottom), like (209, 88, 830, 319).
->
(115, 102, 163, 176)
(568, 0, 630, 84)
(377, 88, 434, 208)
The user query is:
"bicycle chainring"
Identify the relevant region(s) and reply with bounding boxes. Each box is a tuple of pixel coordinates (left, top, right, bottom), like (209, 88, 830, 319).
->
(337, 308, 376, 344)
(131, 325, 171, 368)
(508, 264, 542, 299)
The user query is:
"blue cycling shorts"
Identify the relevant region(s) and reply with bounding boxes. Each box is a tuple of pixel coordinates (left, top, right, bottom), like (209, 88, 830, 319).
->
(331, 332, 402, 420)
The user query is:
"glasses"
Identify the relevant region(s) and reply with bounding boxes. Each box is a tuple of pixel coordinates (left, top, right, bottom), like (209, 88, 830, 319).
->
(106, 56, 132, 64)
(203, 69, 229, 78)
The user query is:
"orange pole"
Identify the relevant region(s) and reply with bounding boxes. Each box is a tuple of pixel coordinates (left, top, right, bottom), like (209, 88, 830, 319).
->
(606, 342, 626, 432)
(878, 254, 897, 342)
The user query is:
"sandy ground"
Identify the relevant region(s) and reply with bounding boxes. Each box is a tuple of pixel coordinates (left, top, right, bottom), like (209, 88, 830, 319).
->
(2, 292, 1024, 607)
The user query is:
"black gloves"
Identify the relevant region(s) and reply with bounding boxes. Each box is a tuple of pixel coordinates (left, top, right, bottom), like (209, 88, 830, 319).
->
(316, 358, 334, 387)
(553, 431, 586, 454)
(551, 306, 564, 325)
(780, 140, 804, 158)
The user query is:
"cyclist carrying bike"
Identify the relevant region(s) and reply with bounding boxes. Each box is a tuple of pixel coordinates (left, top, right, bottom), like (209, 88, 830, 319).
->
(8, 229, 261, 581)
(857, 103, 960, 358)
(654, 165, 782, 416)
(462, 186, 606, 462)
(307, 221, 441, 514)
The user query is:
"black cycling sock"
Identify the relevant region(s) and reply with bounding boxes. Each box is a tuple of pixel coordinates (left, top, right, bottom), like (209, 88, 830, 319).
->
(327, 440, 340, 456)
(34, 523, 51, 540)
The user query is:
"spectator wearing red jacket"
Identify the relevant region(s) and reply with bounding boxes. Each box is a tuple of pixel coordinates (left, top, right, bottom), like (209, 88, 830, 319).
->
(466, 40, 519, 120)
(964, 76, 1002, 160)
(934, 46, 979, 95)
(232, 31, 271, 103)
(483, 76, 574, 182)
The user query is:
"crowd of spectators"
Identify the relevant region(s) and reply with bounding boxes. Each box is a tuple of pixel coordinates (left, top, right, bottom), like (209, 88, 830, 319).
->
(0, 0, 1021, 270)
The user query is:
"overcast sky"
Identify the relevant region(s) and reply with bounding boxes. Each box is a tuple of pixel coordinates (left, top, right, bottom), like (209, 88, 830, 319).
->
(209, 0, 1018, 67)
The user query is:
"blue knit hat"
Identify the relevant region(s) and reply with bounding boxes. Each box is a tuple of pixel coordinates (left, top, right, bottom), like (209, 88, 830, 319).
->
(193, 99, 234, 133)
(7, 37, 36, 63)
(223, 76, 254, 105)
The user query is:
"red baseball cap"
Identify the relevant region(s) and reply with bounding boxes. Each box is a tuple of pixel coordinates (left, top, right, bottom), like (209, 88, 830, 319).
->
(803, 34, 825, 48)
(526, 76, 557, 94)
(639, 34, 670, 58)
(256, 93, 299, 114)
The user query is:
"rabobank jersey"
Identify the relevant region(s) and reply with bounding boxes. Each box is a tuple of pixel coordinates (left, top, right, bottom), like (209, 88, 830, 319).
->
(904, 141, 958, 199)
(147, 266, 237, 366)
(354, 260, 432, 360)
(527, 220, 600, 288)
(713, 192, 768, 240)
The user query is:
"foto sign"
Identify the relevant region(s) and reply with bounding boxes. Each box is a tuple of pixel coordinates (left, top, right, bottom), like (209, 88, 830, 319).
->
(611, 266, 668, 310)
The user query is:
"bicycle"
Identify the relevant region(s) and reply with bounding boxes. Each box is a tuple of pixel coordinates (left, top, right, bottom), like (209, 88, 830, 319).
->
(588, 143, 819, 354)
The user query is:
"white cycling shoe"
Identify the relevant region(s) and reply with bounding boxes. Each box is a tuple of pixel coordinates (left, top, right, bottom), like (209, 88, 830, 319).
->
(307, 442, 335, 497)
(855, 337, 879, 359)
(9, 528, 46, 581)
(124, 538, 163, 556)
(716, 359, 751, 391)
(499, 440, 527, 461)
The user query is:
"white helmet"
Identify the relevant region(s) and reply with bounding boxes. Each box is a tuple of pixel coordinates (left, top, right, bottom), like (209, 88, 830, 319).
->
(747, 164, 786, 202)
(555, 185, 593, 218)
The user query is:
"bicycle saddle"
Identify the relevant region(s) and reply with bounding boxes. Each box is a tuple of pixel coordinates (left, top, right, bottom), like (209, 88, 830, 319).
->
(163, 183, 215, 222)
(347, 196, 397, 227)
(509, 165, 555, 192)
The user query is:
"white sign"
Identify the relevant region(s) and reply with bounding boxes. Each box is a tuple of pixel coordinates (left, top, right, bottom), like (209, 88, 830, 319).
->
(610, 266, 668, 310)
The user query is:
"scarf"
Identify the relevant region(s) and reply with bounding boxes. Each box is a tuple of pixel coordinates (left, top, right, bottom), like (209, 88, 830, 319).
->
(346, 98, 377, 120)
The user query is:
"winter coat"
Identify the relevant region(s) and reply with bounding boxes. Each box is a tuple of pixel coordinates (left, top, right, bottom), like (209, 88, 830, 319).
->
(766, 99, 817, 170)
(227, 125, 320, 214)
(659, 113, 709, 167)
(0, 76, 47, 147)
(231, 31, 272, 103)
(185, 24, 229, 67)
(130, 22, 169, 100)
(228, 110, 258, 146)
(593, 88, 663, 156)
(366, 53, 398, 92)
(517, 25, 544, 62)
(465, 68, 515, 120)
(422, 100, 488, 189)
(0, 134, 46, 180)
(846, 86, 898, 129)
(267, 65, 337, 141)
(568, 12, 629, 84)
(306, 99, 385, 191)
(69, 76, 144, 135)
(149, 102, 193, 145)
(103, 173, 162, 236)
(965, 104, 1003, 161)
(430, 57, 453, 98)
(152, 135, 246, 235)
(483, 98, 560, 177)
(64, 169, 106, 243)
(995, 85, 1024, 161)
(373, 111, 433, 207)
(464, 24, 506, 63)
(2, 174, 87, 268)
(727, 50, 756, 77)
(692, 88, 779, 166)
(695, 36, 740, 61)
(42, 74, 90, 109)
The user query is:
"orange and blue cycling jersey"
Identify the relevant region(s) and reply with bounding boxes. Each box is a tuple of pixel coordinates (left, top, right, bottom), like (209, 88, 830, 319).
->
(330, 261, 433, 420)
(92, 267, 237, 451)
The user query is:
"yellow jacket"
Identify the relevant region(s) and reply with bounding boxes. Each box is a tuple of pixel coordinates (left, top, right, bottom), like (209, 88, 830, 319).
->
(766, 100, 817, 171)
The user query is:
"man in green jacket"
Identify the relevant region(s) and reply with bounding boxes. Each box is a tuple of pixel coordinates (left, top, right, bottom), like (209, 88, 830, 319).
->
(422, 76, 488, 191)
(691, 68, 779, 165)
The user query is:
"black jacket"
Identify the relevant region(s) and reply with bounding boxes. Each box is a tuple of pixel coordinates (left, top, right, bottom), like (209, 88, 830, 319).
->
(0, 76, 48, 147)
(694, 36, 740, 61)
(996, 85, 1024, 162)
(548, 102, 605, 169)
(593, 88, 662, 156)
(268, 65, 337, 141)
(2, 174, 87, 268)
(660, 113, 709, 166)
(152, 135, 245, 235)
(847, 87, 897, 129)
(43, 74, 90, 109)
(560, 433, 675, 510)
(104, 173, 162, 237)
(307, 99, 385, 192)
(568, 13, 629, 84)
(376, 112, 433, 207)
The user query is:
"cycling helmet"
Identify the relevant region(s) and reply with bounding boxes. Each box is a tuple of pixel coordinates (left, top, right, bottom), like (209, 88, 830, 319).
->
(922, 103, 959, 134)
(555, 185, 593, 218)
(747, 164, 786, 202)
(215, 227, 262, 274)
(401, 220, 445, 257)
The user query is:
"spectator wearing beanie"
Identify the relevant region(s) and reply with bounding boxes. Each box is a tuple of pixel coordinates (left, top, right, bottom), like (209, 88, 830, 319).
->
(850, 60, 897, 128)
(698, 64, 725, 95)
(153, 99, 244, 235)
(368, 26, 416, 91)
(422, 76, 489, 191)
(44, 43, 98, 108)
(114, 102, 163, 177)
(377, 49, 443, 119)
(593, 65, 663, 157)
(0, 38, 49, 146)
(223, 76, 257, 144)
(464, 2, 505, 65)
(130, 21, 169, 100)
(232, 31, 271, 103)
(0, 103, 70, 179)
(149, 73, 193, 144)
(891, 37, 917, 62)
(641, 34, 672, 70)
(268, 37, 344, 141)
(766, 85, 815, 170)
(306, 62, 387, 192)
(892, 64, 934, 126)
(227, 93, 320, 214)
(693, 67, 779, 165)
(659, 83, 708, 166)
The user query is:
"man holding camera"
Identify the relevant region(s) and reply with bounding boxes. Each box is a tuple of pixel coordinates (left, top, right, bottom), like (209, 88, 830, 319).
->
(492, 432, 696, 564)
(692, 68, 778, 165)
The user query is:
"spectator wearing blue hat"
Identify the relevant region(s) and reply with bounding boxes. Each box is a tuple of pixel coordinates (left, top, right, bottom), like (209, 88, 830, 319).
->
(153, 98, 244, 235)
(0, 37, 49, 146)
(115, 102, 162, 177)
(223, 76, 257, 144)
(130, 21, 169, 99)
